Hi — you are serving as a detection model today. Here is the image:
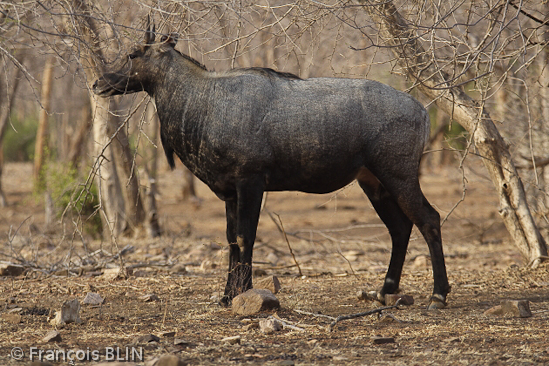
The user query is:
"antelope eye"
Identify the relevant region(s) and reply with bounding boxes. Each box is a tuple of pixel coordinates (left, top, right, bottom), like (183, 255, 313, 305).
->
(129, 52, 139, 60)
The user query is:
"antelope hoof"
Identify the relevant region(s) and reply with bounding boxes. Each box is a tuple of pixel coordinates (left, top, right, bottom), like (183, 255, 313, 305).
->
(427, 294, 446, 310)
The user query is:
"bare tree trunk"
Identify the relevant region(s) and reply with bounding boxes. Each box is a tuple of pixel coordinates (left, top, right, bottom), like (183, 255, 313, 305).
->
(0, 58, 23, 207)
(70, 0, 126, 237)
(142, 102, 161, 238)
(362, 0, 547, 267)
(537, 31, 549, 233)
(33, 56, 54, 184)
(0, 147, 5, 208)
(111, 119, 146, 232)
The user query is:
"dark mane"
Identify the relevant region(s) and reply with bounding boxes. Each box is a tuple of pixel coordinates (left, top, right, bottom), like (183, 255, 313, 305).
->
(175, 49, 208, 71)
(228, 67, 301, 80)
(244, 67, 301, 80)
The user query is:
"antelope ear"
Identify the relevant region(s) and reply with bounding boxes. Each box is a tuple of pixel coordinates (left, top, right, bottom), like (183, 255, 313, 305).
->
(160, 33, 178, 47)
(144, 16, 156, 45)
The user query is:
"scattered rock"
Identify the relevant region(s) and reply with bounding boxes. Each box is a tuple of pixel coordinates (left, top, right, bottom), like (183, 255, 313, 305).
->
(49, 299, 82, 326)
(102, 267, 123, 280)
(161, 331, 176, 338)
(140, 293, 160, 302)
(82, 292, 105, 305)
(0, 262, 25, 276)
(259, 318, 282, 334)
(484, 304, 504, 315)
(222, 335, 241, 345)
(378, 314, 401, 323)
(43, 330, 62, 343)
(357, 290, 379, 301)
(156, 354, 187, 366)
(174, 338, 191, 346)
(385, 294, 414, 306)
(232, 289, 280, 316)
(484, 300, 532, 318)
(255, 275, 281, 294)
(134, 334, 160, 344)
(1, 313, 21, 324)
(501, 300, 532, 318)
(372, 336, 395, 344)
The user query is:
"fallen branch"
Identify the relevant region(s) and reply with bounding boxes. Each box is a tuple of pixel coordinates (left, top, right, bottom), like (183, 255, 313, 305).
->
(329, 302, 402, 331)
(293, 309, 337, 321)
(269, 315, 306, 332)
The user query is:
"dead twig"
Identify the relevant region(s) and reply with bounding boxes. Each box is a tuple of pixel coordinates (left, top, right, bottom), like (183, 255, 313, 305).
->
(269, 315, 306, 332)
(329, 302, 402, 332)
(293, 309, 337, 321)
(268, 212, 303, 277)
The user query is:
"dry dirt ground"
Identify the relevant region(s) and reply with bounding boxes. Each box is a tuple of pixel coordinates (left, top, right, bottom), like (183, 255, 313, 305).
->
(1, 160, 549, 365)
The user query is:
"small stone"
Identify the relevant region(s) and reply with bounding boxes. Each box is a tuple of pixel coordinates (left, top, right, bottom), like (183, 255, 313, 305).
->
(222, 335, 241, 345)
(174, 338, 190, 346)
(372, 336, 395, 344)
(50, 299, 82, 326)
(378, 314, 401, 323)
(0, 262, 25, 276)
(484, 305, 504, 316)
(255, 275, 281, 294)
(156, 354, 187, 366)
(385, 294, 414, 306)
(43, 330, 62, 343)
(485, 300, 532, 318)
(82, 292, 105, 305)
(161, 331, 176, 338)
(170, 263, 188, 274)
(140, 293, 160, 302)
(1, 313, 21, 324)
(501, 300, 532, 318)
(357, 290, 380, 302)
(134, 334, 160, 344)
(259, 318, 282, 334)
(232, 289, 280, 316)
(102, 267, 123, 280)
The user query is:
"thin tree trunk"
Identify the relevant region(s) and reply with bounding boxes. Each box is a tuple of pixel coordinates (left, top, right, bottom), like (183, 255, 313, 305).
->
(67, 104, 92, 168)
(362, 0, 547, 267)
(111, 119, 146, 232)
(33, 56, 54, 184)
(70, 0, 127, 237)
(143, 103, 161, 238)
(0, 58, 24, 207)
